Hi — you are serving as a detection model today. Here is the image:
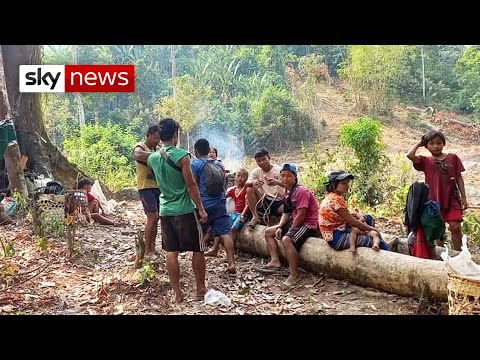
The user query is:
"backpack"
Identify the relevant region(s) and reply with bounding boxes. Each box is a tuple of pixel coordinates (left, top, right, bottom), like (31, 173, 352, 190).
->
(404, 181, 429, 234)
(204, 160, 225, 196)
(419, 200, 446, 248)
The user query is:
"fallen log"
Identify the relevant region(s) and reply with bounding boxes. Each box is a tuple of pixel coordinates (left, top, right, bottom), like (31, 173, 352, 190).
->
(382, 235, 480, 264)
(237, 225, 448, 301)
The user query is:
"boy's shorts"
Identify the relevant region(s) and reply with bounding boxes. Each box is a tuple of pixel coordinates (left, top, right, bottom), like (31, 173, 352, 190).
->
(229, 212, 252, 231)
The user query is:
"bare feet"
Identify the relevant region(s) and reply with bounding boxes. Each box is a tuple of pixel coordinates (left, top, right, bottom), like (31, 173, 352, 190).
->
(266, 260, 281, 269)
(226, 265, 236, 274)
(247, 217, 261, 229)
(348, 247, 356, 253)
(144, 253, 157, 261)
(173, 291, 184, 304)
(196, 287, 207, 301)
(372, 243, 380, 251)
(204, 249, 218, 257)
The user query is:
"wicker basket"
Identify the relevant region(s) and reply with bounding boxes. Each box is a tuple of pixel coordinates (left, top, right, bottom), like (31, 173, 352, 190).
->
(447, 272, 480, 315)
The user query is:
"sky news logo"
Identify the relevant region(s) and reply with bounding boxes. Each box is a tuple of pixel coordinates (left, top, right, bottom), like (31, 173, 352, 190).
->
(19, 65, 135, 93)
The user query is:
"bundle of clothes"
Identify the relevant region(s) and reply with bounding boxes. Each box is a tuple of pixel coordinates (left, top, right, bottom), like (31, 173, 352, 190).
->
(404, 181, 446, 259)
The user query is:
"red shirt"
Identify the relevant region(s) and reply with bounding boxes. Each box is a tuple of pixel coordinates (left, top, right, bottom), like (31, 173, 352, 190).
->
(86, 191, 95, 203)
(226, 186, 247, 214)
(284, 185, 319, 228)
(413, 153, 465, 210)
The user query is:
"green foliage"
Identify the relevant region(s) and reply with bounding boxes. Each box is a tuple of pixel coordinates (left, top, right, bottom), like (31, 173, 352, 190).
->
(138, 261, 155, 286)
(40, 44, 479, 193)
(63, 124, 136, 190)
(249, 85, 314, 151)
(12, 190, 30, 218)
(309, 45, 348, 76)
(0, 236, 15, 258)
(462, 212, 480, 246)
(339, 117, 389, 206)
(341, 45, 416, 114)
(455, 46, 480, 120)
(154, 75, 214, 133)
(300, 144, 335, 198)
(295, 54, 331, 118)
(34, 210, 65, 239)
(373, 156, 416, 221)
(36, 237, 49, 252)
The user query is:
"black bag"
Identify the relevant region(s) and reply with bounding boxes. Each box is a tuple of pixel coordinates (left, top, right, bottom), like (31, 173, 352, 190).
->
(404, 181, 429, 234)
(35, 181, 65, 195)
(204, 160, 225, 196)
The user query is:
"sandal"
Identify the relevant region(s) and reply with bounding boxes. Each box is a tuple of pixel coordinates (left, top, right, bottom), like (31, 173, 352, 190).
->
(256, 266, 284, 274)
(283, 277, 301, 288)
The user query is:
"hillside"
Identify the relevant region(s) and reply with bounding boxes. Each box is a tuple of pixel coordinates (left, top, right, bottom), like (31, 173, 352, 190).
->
(268, 83, 480, 208)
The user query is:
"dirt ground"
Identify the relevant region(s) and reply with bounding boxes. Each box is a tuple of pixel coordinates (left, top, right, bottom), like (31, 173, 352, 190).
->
(0, 201, 442, 315)
(2, 84, 479, 315)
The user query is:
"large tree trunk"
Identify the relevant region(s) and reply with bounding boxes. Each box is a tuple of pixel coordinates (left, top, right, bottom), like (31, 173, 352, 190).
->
(0, 45, 107, 193)
(237, 225, 449, 301)
(0, 47, 28, 197)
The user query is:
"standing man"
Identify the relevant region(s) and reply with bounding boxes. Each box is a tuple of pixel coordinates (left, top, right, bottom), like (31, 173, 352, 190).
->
(191, 139, 236, 274)
(133, 125, 161, 260)
(135, 118, 208, 303)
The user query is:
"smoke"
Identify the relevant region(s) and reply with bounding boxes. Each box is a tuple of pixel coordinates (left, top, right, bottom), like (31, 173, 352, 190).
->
(192, 123, 246, 172)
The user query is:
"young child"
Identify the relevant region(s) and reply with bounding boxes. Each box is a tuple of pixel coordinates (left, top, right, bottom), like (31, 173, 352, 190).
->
(208, 147, 218, 160)
(348, 210, 382, 252)
(77, 178, 121, 226)
(205, 168, 251, 257)
(407, 130, 467, 251)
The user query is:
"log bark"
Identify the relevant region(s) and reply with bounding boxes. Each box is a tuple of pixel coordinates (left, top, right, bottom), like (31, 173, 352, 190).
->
(237, 225, 449, 301)
(383, 235, 480, 264)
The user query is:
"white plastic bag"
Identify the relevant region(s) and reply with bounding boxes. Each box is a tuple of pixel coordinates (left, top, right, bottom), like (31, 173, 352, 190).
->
(441, 235, 480, 280)
(204, 288, 231, 307)
(89, 180, 116, 215)
(226, 197, 235, 213)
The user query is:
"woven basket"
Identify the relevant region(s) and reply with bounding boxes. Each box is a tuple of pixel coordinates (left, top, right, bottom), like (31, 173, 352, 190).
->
(447, 272, 480, 315)
(34, 193, 66, 221)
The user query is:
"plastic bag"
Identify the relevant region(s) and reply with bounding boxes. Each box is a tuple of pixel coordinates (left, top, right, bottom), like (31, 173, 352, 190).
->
(407, 231, 416, 245)
(90, 180, 116, 215)
(204, 288, 231, 307)
(1, 197, 17, 216)
(441, 235, 480, 280)
(226, 197, 235, 213)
